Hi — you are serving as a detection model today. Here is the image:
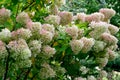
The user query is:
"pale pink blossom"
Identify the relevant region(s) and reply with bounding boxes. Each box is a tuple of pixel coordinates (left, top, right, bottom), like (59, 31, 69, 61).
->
(108, 24, 119, 35)
(16, 12, 32, 25)
(99, 8, 116, 22)
(45, 15, 61, 25)
(100, 33, 118, 45)
(40, 29, 54, 43)
(12, 28, 32, 40)
(80, 37, 95, 53)
(70, 40, 84, 55)
(58, 11, 73, 25)
(65, 25, 78, 39)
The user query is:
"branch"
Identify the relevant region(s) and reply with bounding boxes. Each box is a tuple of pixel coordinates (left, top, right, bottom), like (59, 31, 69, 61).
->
(21, 1, 35, 11)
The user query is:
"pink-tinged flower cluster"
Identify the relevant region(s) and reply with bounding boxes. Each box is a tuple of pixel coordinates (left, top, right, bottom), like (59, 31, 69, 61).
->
(80, 37, 95, 53)
(65, 25, 78, 39)
(93, 41, 106, 53)
(85, 12, 104, 22)
(0, 8, 11, 24)
(12, 28, 32, 40)
(108, 24, 119, 35)
(107, 49, 116, 60)
(58, 11, 73, 25)
(96, 57, 108, 68)
(42, 45, 56, 58)
(100, 33, 118, 45)
(45, 15, 61, 26)
(29, 40, 42, 57)
(70, 40, 84, 55)
(27, 22, 42, 38)
(89, 21, 108, 29)
(0, 41, 7, 59)
(76, 13, 86, 22)
(0, 28, 11, 42)
(89, 21, 108, 39)
(39, 63, 56, 79)
(99, 8, 116, 22)
(8, 39, 31, 60)
(90, 12, 104, 22)
(40, 29, 54, 44)
(16, 12, 31, 25)
(42, 24, 55, 34)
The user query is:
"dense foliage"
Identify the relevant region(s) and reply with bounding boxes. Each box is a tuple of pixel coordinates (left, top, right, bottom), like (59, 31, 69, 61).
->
(0, 0, 120, 80)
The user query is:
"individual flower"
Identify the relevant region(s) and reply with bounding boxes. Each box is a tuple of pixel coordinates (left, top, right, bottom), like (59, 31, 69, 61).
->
(87, 75, 96, 80)
(99, 8, 116, 22)
(100, 33, 118, 45)
(80, 37, 95, 53)
(0, 41, 7, 59)
(76, 13, 86, 22)
(70, 40, 84, 55)
(89, 21, 109, 39)
(93, 41, 106, 53)
(42, 24, 55, 34)
(16, 12, 31, 25)
(28, 40, 42, 57)
(65, 25, 78, 39)
(0, 8, 11, 24)
(12, 28, 32, 40)
(40, 29, 54, 44)
(45, 15, 61, 26)
(58, 11, 73, 25)
(42, 45, 56, 58)
(95, 57, 108, 68)
(108, 24, 119, 35)
(39, 63, 56, 79)
(0, 28, 11, 42)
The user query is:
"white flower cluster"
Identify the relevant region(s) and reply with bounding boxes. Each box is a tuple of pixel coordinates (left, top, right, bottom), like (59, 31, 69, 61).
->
(0, 28, 11, 42)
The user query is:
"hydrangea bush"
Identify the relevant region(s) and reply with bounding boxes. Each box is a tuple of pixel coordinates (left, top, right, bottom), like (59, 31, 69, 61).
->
(0, 5, 119, 80)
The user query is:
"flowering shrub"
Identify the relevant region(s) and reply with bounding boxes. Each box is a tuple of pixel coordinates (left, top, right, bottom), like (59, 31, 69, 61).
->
(0, 6, 119, 80)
